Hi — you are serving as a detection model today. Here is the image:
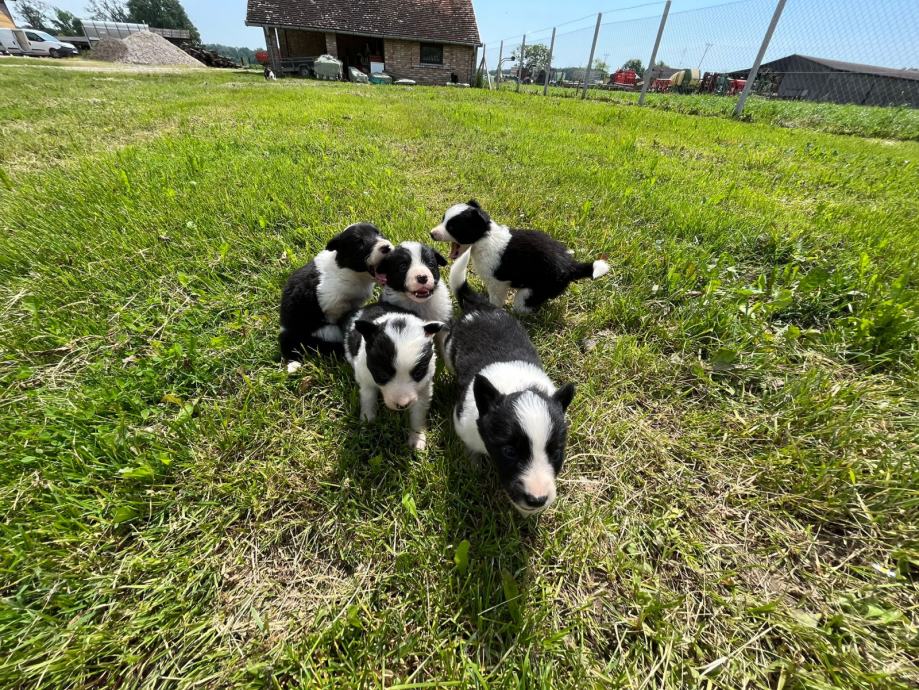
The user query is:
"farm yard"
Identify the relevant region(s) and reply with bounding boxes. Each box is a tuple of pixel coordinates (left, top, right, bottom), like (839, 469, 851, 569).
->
(0, 62, 917, 688)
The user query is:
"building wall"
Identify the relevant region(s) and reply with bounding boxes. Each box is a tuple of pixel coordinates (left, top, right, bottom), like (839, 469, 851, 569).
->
(278, 28, 326, 58)
(383, 38, 475, 85)
(775, 66, 919, 107)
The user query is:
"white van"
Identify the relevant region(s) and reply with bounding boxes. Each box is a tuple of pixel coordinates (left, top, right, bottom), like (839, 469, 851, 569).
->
(0, 28, 78, 58)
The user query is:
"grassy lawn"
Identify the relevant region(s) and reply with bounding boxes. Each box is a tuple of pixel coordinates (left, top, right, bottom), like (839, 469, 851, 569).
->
(505, 82, 919, 141)
(1, 64, 917, 689)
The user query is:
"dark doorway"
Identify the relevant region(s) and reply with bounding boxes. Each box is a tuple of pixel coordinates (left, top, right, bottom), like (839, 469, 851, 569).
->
(336, 33, 384, 79)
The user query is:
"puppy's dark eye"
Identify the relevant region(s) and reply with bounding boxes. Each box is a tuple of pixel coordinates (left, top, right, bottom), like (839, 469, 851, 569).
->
(400, 261, 409, 271)
(502, 446, 519, 461)
(380, 245, 391, 254)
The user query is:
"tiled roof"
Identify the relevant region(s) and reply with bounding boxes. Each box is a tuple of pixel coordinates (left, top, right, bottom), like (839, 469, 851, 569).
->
(246, 0, 480, 45)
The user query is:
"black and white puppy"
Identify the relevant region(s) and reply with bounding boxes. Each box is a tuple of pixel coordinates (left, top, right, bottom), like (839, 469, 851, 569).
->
(374, 241, 453, 325)
(430, 200, 609, 313)
(345, 303, 444, 450)
(445, 249, 576, 515)
(280, 223, 392, 371)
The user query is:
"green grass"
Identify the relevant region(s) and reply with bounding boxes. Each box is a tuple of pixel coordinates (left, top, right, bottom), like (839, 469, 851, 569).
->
(1, 64, 917, 689)
(505, 82, 919, 141)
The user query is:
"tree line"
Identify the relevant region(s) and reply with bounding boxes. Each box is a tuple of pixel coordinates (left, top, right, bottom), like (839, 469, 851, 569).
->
(496, 45, 670, 82)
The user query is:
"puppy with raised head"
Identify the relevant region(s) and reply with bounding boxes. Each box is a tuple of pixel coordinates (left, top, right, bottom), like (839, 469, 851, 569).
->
(374, 241, 453, 325)
(280, 223, 392, 371)
(344, 303, 444, 450)
(444, 249, 576, 515)
(430, 200, 609, 313)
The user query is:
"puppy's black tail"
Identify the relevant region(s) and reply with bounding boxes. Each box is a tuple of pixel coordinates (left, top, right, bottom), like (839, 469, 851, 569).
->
(569, 259, 610, 282)
(449, 249, 491, 314)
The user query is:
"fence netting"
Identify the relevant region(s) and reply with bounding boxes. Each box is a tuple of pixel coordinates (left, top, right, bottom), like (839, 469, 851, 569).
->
(478, 0, 919, 110)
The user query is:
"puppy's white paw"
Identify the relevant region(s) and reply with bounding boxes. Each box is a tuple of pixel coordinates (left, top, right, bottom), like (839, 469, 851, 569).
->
(407, 431, 427, 451)
(286, 361, 302, 374)
(361, 410, 377, 423)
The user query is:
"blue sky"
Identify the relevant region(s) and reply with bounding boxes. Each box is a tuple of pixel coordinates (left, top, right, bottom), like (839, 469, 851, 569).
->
(19, 0, 918, 71)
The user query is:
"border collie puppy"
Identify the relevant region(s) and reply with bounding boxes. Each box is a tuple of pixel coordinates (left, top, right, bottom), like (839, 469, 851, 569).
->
(344, 303, 444, 450)
(430, 200, 609, 313)
(280, 223, 392, 371)
(375, 241, 453, 324)
(444, 250, 576, 515)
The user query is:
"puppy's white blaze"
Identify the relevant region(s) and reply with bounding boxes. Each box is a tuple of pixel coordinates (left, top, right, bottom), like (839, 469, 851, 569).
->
(430, 224, 454, 242)
(444, 203, 470, 222)
(514, 392, 557, 506)
(402, 241, 435, 298)
(367, 238, 393, 269)
(376, 316, 435, 409)
(592, 260, 610, 280)
(454, 360, 555, 457)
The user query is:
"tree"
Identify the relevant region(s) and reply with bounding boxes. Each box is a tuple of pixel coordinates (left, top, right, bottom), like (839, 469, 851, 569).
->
(521, 44, 550, 72)
(13, 0, 51, 30)
(50, 8, 82, 35)
(591, 58, 609, 81)
(86, 0, 129, 22)
(205, 44, 261, 65)
(126, 0, 200, 42)
(86, 0, 200, 42)
(623, 58, 645, 75)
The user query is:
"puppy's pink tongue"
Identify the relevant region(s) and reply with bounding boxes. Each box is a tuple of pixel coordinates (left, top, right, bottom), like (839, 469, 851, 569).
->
(449, 242, 461, 260)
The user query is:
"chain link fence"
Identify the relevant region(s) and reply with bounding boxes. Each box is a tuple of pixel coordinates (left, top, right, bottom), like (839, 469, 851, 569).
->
(477, 0, 919, 112)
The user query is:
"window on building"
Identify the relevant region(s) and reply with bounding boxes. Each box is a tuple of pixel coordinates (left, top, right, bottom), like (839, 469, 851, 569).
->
(420, 43, 443, 65)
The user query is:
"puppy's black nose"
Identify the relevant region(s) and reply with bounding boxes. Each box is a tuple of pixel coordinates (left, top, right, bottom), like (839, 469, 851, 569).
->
(396, 401, 411, 410)
(523, 493, 549, 508)
(416, 275, 428, 285)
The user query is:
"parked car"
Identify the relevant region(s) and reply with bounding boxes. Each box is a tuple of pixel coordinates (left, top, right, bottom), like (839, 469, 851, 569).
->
(0, 28, 78, 58)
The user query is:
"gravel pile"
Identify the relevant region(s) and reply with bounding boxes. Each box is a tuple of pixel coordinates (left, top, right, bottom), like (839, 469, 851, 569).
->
(90, 38, 129, 62)
(91, 31, 204, 67)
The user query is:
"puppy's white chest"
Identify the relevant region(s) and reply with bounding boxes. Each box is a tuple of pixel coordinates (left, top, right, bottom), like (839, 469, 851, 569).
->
(315, 251, 374, 321)
(472, 227, 511, 285)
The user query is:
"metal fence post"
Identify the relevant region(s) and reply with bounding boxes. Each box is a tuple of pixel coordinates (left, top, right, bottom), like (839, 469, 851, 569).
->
(543, 27, 556, 96)
(517, 34, 526, 93)
(581, 13, 602, 99)
(497, 40, 503, 86)
(639, 0, 671, 105)
(734, 0, 787, 116)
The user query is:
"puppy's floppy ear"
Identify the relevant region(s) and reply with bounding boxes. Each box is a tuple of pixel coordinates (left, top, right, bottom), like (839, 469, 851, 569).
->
(553, 383, 576, 412)
(432, 250, 448, 267)
(423, 322, 444, 337)
(354, 320, 378, 342)
(474, 374, 503, 415)
(326, 236, 342, 252)
(467, 199, 481, 209)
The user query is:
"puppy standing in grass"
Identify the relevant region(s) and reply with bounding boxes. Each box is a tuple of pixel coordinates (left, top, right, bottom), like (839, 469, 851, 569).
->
(444, 249, 576, 514)
(280, 223, 392, 370)
(344, 304, 444, 450)
(430, 200, 609, 313)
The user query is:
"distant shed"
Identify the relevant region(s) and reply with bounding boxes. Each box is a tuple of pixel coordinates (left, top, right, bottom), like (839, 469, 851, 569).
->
(730, 54, 919, 107)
